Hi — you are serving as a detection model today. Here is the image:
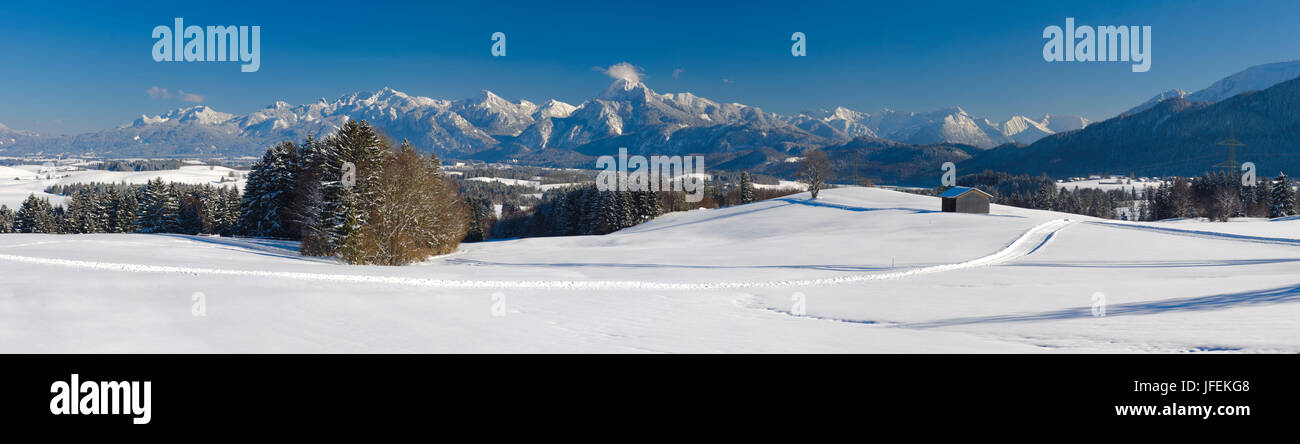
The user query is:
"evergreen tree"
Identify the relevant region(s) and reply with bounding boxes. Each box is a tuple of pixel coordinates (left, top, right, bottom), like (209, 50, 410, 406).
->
(216, 185, 241, 236)
(739, 171, 756, 204)
(289, 135, 327, 239)
(161, 183, 184, 233)
(108, 187, 139, 233)
(303, 120, 387, 257)
(138, 179, 181, 233)
(1270, 173, 1296, 218)
(16, 194, 58, 233)
(239, 141, 300, 238)
(178, 192, 204, 235)
(64, 190, 107, 233)
(464, 196, 495, 242)
(0, 205, 15, 233)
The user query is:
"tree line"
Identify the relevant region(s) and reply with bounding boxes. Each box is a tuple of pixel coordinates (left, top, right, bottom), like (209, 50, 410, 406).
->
(487, 171, 804, 239)
(952, 170, 1298, 221)
(235, 120, 466, 265)
(2, 121, 468, 265)
(492, 185, 664, 238)
(1, 180, 241, 235)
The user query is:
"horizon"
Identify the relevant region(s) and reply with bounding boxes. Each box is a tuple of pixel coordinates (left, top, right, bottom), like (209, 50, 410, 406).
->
(3, 0, 1300, 134)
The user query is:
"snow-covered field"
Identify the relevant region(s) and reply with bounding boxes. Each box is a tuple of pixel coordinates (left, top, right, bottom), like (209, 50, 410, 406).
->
(0, 187, 1296, 353)
(753, 180, 808, 191)
(0, 165, 244, 209)
(1056, 178, 1163, 192)
(464, 176, 586, 192)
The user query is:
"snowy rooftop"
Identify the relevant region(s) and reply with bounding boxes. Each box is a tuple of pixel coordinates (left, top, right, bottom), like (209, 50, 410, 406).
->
(938, 186, 990, 199)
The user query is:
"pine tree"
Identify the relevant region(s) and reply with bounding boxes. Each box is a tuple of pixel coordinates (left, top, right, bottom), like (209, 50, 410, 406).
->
(108, 187, 139, 233)
(238, 141, 300, 238)
(138, 179, 181, 233)
(289, 135, 327, 239)
(136, 179, 160, 232)
(65, 190, 107, 234)
(303, 120, 388, 257)
(464, 196, 494, 242)
(216, 185, 241, 236)
(1270, 173, 1296, 218)
(0, 205, 16, 233)
(178, 192, 204, 235)
(739, 172, 756, 204)
(161, 183, 184, 233)
(16, 194, 58, 233)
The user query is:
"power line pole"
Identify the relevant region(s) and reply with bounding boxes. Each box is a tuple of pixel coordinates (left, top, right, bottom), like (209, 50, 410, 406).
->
(1213, 122, 1245, 174)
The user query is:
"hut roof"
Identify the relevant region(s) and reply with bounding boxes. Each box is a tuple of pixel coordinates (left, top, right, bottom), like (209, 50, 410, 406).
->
(938, 186, 993, 199)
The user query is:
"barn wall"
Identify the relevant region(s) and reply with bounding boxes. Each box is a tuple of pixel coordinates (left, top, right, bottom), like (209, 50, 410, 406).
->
(955, 194, 989, 213)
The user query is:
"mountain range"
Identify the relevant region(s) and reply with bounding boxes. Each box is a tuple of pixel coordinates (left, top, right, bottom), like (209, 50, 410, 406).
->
(963, 67, 1300, 180)
(1124, 60, 1300, 115)
(3, 60, 1298, 183)
(0, 77, 1084, 161)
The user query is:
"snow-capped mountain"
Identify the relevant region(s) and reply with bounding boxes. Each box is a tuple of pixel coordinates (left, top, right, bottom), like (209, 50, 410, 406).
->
(515, 77, 822, 156)
(786, 107, 877, 140)
(43, 88, 558, 157)
(1038, 114, 1091, 133)
(873, 107, 1013, 148)
(1125, 89, 1190, 116)
(999, 115, 1054, 145)
(0, 122, 36, 150)
(0, 77, 1083, 160)
(995, 114, 1092, 145)
(965, 72, 1300, 178)
(785, 106, 1086, 148)
(1125, 60, 1300, 115)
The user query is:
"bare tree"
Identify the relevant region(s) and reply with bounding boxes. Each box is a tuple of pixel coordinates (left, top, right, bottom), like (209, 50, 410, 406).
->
(343, 141, 467, 265)
(801, 149, 834, 199)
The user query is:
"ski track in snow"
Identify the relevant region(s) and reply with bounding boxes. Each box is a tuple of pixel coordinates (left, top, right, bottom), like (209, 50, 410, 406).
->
(0, 219, 1075, 290)
(1085, 221, 1300, 246)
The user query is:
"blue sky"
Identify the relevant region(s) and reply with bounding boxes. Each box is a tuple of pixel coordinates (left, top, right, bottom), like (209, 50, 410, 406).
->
(2, 0, 1298, 134)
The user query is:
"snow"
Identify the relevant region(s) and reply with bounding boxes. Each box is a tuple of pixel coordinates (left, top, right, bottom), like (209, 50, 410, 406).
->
(463, 177, 589, 192)
(0, 165, 245, 209)
(0, 187, 1297, 353)
(465, 176, 540, 187)
(752, 180, 808, 191)
(1056, 177, 1163, 192)
(537, 182, 585, 191)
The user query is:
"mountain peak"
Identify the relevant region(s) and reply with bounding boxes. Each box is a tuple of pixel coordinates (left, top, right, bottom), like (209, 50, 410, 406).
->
(1125, 59, 1300, 116)
(598, 78, 655, 101)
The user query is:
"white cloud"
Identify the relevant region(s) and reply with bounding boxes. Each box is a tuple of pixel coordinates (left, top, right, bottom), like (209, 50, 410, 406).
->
(672, 68, 684, 80)
(596, 62, 643, 84)
(176, 90, 205, 103)
(147, 86, 205, 103)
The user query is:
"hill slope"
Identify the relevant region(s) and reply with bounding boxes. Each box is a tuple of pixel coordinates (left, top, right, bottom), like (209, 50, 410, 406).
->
(1, 187, 1297, 353)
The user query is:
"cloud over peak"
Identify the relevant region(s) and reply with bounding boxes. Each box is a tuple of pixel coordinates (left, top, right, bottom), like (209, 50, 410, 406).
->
(147, 86, 205, 103)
